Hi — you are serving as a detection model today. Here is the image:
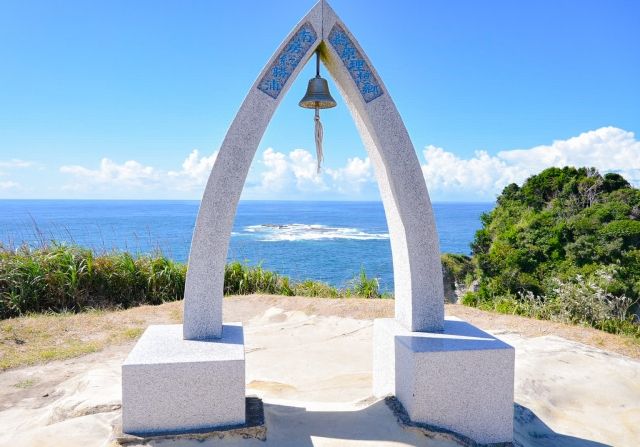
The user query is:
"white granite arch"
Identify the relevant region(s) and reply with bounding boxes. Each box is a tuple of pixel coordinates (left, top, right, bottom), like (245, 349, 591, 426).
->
(124, 2, 514, 441)
(183, 0, 444, 340)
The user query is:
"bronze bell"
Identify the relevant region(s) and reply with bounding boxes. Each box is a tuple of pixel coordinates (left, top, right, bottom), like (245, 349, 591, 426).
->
(299, 53, 337, 109)
(299, 77, 337, 109)
(299, 51, 335, 173)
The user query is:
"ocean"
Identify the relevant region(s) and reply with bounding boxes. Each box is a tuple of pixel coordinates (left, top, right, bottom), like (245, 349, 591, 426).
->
(0, 200, 493, 291)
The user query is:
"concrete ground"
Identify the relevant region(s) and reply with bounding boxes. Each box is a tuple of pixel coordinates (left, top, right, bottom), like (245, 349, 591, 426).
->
(0, 297, 638, 446)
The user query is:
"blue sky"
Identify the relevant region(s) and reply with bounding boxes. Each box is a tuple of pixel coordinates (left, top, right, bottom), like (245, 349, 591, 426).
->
(0, 0, 638, 201)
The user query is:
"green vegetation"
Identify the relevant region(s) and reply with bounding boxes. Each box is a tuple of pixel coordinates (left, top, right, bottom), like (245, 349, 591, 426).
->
(440, 253, 475, 301)
(224, 261, 291, 296)
(13, 378, 37, 389)
(0, 245, 387, 319)
(441, 253, 475, 285)
(466, 167, 640, 338)
(224, 261, 387, 298)
(0, 244, 187, 319)
(349, 267, 383, 298)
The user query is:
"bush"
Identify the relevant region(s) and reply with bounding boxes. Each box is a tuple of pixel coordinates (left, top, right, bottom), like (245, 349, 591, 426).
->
(0, 244, 187, 318)
(0, 244, 388, 319)
(224, 261, 289, 295)
(348, 267, 381, 299)
(293, 280, 339, 298)
(441, 254, 474, 302)
(466, 270, 640, 337)
(467, 166, 640, 338)
(540, 269, 635, 326)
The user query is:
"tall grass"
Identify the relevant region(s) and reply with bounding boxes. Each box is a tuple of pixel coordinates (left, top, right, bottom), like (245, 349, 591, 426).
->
(0, 243, 187, 318)
(224, 261, 292, 296)
(349, 267, 381, 298)
(0, 244, 388, 319)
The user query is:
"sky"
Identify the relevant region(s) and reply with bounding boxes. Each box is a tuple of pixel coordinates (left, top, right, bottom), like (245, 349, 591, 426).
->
(0, 0, 639, 201)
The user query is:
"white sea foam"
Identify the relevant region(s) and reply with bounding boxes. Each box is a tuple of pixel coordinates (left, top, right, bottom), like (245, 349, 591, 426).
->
(242, 223, 389, 242)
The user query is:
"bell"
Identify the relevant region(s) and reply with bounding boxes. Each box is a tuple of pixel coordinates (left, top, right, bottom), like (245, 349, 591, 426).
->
(299, 51, 336, 173)
(299, 76, 337, 109)
(299, 52, 337, 109)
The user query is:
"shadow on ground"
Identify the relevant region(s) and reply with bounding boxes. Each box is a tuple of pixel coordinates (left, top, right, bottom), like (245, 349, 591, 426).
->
(513, 403, 611, 447)
(142, 399, 611, 447)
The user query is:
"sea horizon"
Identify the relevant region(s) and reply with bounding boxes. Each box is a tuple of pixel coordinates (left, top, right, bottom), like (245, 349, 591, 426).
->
(0, 198, 495, 204)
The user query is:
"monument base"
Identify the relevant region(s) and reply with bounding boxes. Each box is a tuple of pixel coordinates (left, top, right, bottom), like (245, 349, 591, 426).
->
(121, 323, 245, 436)
(373, 317, 514, 445)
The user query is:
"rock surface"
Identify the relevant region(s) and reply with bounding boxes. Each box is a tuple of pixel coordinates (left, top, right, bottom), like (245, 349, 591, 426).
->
(1, 303, 638, 446)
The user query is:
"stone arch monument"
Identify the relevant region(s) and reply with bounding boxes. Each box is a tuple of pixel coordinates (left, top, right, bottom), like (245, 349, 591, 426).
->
(121, 2, 514, 444)
(183, 0, 444, 341)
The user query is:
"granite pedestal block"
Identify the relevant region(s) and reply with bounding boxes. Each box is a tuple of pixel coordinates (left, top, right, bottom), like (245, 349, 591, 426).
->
(373, 317, 514, 444)
(122, 323, 245, 436)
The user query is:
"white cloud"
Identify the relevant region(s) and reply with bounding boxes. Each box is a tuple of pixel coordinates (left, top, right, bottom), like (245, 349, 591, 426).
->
(55, 126, 638, 200)
(0, 180, 20, 190)
(168, 149, 218, 190)
(421, 146, 529, 200)
(260, 147, 328, 193)
(288, 149, 327, 191)
(60, 151, 219, 193)
(326, 156, 373, 193)
(261, 148, 293, 192)
(498, 126, 640, 184)
(421, 127, 640, 201)
(0, 159, 33, 169)
(60, 158, 161, 191)
(0, 159, 34, 193)
(256, 148, 374, 198)
(57, 148, 375, 199)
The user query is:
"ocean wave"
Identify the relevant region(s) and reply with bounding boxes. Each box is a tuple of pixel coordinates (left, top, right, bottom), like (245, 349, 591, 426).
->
(242, 224, 389, 242)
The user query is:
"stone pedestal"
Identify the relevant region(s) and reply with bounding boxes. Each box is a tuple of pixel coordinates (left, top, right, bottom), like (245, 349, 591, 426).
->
(373, 317, 514, 444)
(122, 323, 245, 436)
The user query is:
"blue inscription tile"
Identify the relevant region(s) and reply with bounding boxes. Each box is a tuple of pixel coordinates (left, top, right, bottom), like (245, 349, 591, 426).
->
(328, 24, 383, 103)
(258, 22, 317, 99)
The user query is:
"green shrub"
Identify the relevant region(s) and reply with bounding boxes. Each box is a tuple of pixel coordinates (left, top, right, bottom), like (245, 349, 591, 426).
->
(477, 269, 640, 337)
(293, 280, 339, 298)
(0, 244, 188, 318)
(441, 254, 475, 302)
(468, 166, 640, 338)
(225, 261, 281, 295)
(0, 245, 389, 319)
(543, 269, 635, 327)
(348, 267, 381, 298)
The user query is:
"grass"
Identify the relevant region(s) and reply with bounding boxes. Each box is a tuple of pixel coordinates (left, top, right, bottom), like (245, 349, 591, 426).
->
(224, 261, 386, 299)
(0, 243, 187, 318)
(0, 303, 183, 371)
(0, 243, 387, 320)
(13, 378, 37, 389)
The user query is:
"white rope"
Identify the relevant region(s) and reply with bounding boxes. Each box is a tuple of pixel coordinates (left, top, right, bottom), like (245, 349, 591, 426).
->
(314, 108, 323, 173)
